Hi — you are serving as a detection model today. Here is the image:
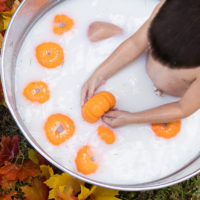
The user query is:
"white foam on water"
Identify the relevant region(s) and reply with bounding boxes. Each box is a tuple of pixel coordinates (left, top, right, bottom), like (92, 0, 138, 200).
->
(15, 0, 200, 184)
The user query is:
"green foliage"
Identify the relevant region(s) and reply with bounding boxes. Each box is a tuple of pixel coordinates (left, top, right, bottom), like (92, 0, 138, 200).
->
(117, 175, 200, 200)
(0, 106, 31, 159)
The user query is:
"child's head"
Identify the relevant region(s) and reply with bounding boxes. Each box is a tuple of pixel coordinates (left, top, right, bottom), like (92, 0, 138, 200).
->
(148, 0, 200, 69)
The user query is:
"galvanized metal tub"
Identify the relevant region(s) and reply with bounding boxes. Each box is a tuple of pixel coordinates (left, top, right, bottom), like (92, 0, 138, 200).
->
(1, 0, 200, 191)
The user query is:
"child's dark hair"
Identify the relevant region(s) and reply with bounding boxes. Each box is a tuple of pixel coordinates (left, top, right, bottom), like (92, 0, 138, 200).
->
(148, 0, 200, 69)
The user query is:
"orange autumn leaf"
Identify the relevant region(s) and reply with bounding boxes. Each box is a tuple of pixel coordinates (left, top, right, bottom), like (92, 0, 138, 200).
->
(0, 176, 16, 191)
(0, 136, 19, 167)
(0, 162, 20, 181)
(21, 178, 49, 200)
(0, 0, 21, 12)
(0, 191, 17, 200)
(18, 160, 40, 181)
(0, 0, 11, 12)
(54, 186, 78, 200)
(0, 160, 39, 181)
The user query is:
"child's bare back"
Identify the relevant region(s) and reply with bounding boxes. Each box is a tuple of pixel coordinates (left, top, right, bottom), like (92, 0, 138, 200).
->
(146, 53, 200, 97)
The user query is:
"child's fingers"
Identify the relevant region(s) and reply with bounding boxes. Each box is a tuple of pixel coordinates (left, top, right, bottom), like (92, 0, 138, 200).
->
(104, 110, 119, 118)
(81, 84, 88, 106)
(102, 116, 112, 124)
(102, 116, 117, 128)
(87, 84, 96, 101)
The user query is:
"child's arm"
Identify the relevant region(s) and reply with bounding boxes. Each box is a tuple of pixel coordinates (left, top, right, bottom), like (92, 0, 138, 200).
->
(103, 78, 200, 127)
(81, 1, 165, 105)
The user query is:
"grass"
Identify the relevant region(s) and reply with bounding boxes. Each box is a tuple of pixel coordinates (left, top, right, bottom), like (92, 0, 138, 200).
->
(1, 105, 200, 200)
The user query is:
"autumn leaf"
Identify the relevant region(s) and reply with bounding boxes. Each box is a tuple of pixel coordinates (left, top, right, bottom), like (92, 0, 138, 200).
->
(21, 177, 49, 200)
(40, 165, 54, 180)
(0, 136, 19, 166)
(78, 185, 97, 200)
(0, 0, 11, 12)
(28, 149, 48, 166)
(91, 187, 119, 200)
(0, 160, 39, 181)
(37, 152, 48, 165)
(0, 9, 15, 31)
(0, 0, 20, 12)
(0, 191, 17, 200)
(78, 184, 119, 200)
(28, 149, 39, 164)
(45, 173, 83, 200)
(0, 175, 16, 191)
(0, 0, 20, 32)
(54, 186, 78, 200)
(5, 0, 15, 10)
(18, 160, 39, 181)
(0, 162, 20, 181)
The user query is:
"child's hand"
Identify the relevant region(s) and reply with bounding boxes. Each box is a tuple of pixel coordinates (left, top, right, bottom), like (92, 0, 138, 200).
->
(102, 109, 133, 128)
(81, 75, 106, 106)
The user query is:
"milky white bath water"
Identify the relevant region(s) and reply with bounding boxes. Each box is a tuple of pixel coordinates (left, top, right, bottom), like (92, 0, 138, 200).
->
(15, 0, 200, 184)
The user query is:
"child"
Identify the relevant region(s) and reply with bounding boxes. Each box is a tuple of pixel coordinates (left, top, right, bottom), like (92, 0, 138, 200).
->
(81, 0, 200, 128)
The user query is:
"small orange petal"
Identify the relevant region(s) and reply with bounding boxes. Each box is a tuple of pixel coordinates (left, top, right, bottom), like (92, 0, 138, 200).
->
(98, 125, 116, 144)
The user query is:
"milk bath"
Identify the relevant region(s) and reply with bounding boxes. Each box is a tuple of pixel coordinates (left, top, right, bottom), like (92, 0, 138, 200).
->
(15, 0, 200, 184)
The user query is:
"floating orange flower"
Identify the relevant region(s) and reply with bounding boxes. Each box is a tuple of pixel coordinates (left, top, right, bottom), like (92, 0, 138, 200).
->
(82, 91, 116, 123)
(151, 120, 181, 139)
(23, 81, 50, 104)
(53, 14, 74, 35)
(75, 145, 98, 175)
(36, 42, 64, 68)
(97, 125, 116, 144)
(44, 114, 75, 146)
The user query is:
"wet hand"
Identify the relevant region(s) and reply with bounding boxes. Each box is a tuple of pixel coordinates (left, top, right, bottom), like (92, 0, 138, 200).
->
(102, 110, 133, 128)
(81, 76, 106, 106)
